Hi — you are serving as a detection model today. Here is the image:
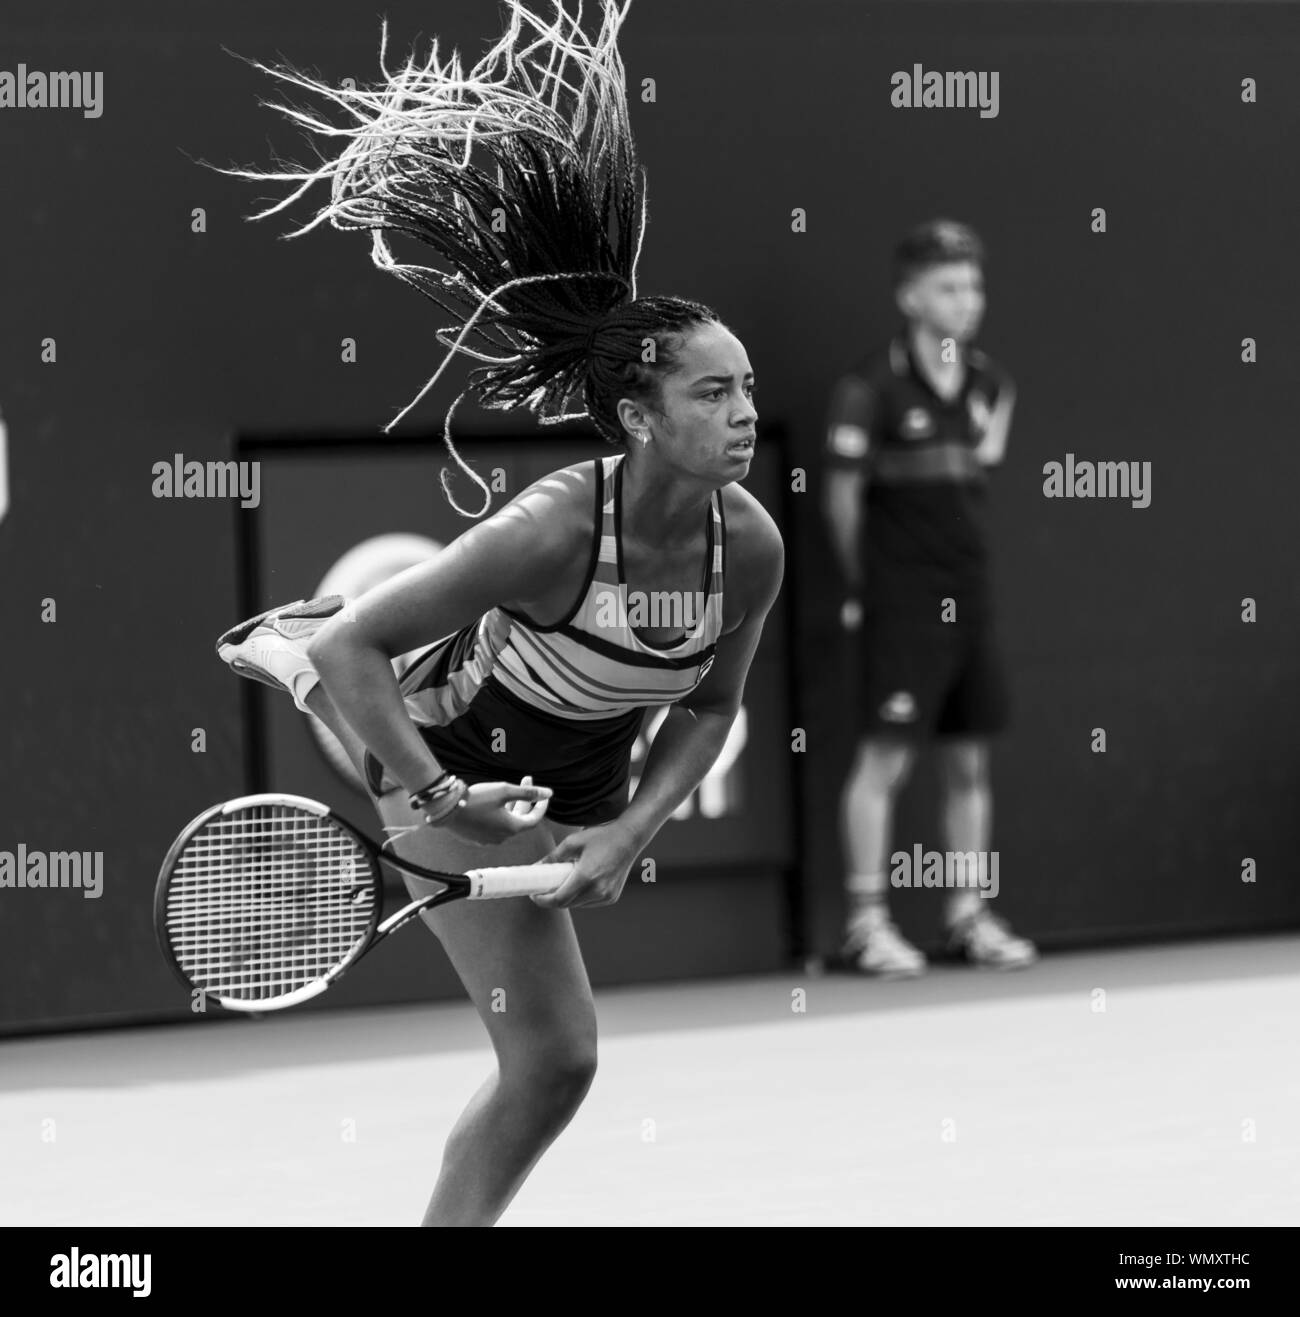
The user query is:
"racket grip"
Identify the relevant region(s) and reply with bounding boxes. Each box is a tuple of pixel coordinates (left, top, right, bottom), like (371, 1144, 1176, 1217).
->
(465, 862, 573, 899)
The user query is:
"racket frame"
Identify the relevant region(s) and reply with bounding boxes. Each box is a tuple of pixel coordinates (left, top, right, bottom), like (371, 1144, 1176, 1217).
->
(155, 793, 390, 1013)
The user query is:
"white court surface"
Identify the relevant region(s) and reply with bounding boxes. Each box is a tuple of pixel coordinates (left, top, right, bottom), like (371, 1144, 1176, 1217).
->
(3, 935, 1297, 1227)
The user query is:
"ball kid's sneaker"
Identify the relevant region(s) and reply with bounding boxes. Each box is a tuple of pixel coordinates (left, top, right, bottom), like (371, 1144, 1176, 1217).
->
(838, 907, 928, 978)
(946, 909, 1039, 970)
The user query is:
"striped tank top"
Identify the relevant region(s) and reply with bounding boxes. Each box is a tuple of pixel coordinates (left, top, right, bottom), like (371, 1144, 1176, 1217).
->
(395, 453, 727, 728)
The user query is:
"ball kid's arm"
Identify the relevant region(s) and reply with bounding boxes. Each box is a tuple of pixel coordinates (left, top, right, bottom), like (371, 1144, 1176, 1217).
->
(823, 371, 876, 601)
(973, 380, 1016, 467)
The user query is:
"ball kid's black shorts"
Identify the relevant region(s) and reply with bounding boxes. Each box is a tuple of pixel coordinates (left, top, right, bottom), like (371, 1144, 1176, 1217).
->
(857, 612, 1009, 739)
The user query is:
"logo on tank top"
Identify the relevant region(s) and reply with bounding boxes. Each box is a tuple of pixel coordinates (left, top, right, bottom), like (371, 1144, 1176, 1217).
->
(899, 408, 935, 440)
(695, 654, 715, 685)
(879, 690, 918, 723)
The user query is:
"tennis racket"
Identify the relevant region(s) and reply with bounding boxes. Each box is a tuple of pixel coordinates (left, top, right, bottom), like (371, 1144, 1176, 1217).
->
(155, 792, 572, 1013)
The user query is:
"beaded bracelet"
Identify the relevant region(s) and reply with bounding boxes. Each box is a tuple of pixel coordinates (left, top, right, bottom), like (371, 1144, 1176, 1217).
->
(409, 771, 453, 812)
(410, 772, 467, 825)
(422, 786, 466, 825)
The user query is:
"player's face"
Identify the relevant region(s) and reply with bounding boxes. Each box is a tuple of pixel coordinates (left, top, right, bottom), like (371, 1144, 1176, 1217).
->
(902, 261, 986, 343)
(651, 322, 758, 479)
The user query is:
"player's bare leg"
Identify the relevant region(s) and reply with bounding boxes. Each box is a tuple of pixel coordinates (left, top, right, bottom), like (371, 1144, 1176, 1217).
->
(373, 797, 596, 1226)
(297, 685, 598, 1225)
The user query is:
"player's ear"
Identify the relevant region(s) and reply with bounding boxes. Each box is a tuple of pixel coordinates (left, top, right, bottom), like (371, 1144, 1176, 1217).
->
(616, 397, 653, 440)
(894, 281, 917, 319)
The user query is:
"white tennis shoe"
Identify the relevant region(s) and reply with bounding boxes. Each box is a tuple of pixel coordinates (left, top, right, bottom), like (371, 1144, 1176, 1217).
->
(216, 595, 346, 708)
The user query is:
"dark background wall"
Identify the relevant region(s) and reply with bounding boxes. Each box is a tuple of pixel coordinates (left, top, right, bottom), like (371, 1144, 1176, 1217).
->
(1, 1, 1296, 1033)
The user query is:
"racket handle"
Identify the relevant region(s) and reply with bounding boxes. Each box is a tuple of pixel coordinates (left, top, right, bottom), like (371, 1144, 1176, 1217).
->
(465, 862, 573, 899)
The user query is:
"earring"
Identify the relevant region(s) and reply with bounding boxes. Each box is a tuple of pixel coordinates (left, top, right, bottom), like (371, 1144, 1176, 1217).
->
(638, 431, 649, 446)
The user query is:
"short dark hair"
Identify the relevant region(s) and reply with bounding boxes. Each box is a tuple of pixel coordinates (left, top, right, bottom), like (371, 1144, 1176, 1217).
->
(892, 219, 986, 289)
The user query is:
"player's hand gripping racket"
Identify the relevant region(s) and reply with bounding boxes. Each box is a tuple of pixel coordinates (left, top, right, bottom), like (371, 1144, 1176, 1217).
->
(155, 793, 572, 1013)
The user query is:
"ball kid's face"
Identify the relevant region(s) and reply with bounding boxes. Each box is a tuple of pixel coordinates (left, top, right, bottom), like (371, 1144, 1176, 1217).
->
(899, 260, 986, 343)
(643, 321, 757, 477)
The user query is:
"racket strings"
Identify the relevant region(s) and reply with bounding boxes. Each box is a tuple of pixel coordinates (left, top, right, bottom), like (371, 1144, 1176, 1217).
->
(165, 805, 376, 1003)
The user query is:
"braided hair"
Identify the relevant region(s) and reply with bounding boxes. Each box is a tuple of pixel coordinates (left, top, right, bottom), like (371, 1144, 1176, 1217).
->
(216, 0, 719, 514)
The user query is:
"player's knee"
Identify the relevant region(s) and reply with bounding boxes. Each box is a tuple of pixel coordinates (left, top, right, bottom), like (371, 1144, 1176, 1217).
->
(504, 1037, 598, 1117)
(540, 1038, 599, 1097)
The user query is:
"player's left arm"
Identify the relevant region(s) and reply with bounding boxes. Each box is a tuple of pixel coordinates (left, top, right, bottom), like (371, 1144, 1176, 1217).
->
(533, 495, 784, 908)
(974, 375, 1016, 467)
(620, 494, 784, 845)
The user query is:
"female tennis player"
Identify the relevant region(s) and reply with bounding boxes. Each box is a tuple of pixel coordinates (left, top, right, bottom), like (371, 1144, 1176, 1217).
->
(214, 1, 783, 1226)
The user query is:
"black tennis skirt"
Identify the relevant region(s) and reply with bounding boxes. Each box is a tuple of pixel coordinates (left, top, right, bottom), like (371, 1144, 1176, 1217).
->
(363, 673, 645, 826)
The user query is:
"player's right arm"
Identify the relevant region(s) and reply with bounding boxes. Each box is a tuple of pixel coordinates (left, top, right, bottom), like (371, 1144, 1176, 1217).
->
(306, 468, 590, 828)
(822, 371, 876, 627)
